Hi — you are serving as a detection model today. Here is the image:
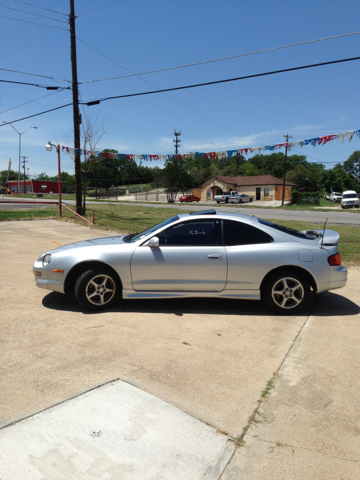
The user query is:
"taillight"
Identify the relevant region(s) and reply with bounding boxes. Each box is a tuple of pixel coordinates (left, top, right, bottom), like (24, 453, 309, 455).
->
(328, 253, 341, 266)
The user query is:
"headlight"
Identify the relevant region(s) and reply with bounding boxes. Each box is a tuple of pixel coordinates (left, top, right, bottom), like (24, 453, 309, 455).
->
(42, 254, 52, 266)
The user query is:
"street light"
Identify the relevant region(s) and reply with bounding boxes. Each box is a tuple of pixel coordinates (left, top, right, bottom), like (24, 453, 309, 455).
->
(46, 142, 62, 217)
(2, 121, 37, 196)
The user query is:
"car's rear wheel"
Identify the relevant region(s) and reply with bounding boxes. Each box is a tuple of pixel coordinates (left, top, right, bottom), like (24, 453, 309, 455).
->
(261, 270, 310, 314)
(216, 201, 220, 204)
(187, 199, 190, 202)
(75, 268, 120, 311)
(196, 198, 199, 202)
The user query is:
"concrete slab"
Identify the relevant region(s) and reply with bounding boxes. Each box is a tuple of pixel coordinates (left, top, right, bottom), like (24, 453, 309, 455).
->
(0, 220, 311, 439)
(0, 380, 234, 480)
(221, 268, 360, 479)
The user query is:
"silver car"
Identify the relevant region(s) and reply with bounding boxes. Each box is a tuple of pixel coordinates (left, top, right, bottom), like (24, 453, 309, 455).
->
(228, 194, 252, 204)
(33, 210, 347, 314)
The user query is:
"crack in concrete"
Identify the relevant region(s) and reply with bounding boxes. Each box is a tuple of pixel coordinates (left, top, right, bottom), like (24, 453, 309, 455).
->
(247, 434, 360, 463)
(236, 302, 315, 446)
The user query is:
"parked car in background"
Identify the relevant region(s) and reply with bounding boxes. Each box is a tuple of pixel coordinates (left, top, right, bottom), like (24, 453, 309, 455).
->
(341, 190, 359, 209)
(179, 194, 200, 203)
(228, 194, 252, 204)
(33, 209, 347, 315)
(324, 193, 331, 201)
(330, 192, 342, 203)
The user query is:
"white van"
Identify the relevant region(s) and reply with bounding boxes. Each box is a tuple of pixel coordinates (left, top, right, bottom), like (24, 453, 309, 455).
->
(341, 190, 359, 209)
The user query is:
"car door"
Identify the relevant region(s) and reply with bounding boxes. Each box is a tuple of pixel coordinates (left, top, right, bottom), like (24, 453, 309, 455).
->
(131, 218, 227, 291)
(223, 219, 275, 290)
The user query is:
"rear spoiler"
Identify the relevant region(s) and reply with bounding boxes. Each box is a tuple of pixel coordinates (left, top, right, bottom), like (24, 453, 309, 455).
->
(301, 229, 340, 246)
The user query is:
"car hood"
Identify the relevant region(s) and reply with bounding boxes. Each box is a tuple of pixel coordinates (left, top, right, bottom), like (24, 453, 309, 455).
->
(47, 235, 128, 254)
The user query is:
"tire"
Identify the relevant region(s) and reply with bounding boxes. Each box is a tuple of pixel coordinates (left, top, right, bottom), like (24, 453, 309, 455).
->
(187, 199, 190, 202)
(196, 199, 200, 202)
(216, 201, 220, 204)
(225, 198, 229, 203)
(75, 268, 120, 311)
(261, 270, 310, 314)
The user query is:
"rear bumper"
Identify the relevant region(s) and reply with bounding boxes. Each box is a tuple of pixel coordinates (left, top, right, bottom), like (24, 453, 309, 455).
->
(328, 265, 348, 291)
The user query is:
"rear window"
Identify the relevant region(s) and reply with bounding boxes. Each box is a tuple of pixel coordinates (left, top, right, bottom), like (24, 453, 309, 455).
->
(223, 220, 273, 246)
(258, 219, 315, 240)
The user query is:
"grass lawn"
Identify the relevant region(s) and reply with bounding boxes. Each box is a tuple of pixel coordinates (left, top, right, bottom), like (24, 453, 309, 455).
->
(1, 204, 359, 266)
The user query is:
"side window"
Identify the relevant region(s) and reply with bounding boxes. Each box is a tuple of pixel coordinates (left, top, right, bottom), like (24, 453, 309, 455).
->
(264, 187, 270, 198)
(158, 220, 222, 246)
(223, 220, 273, 246)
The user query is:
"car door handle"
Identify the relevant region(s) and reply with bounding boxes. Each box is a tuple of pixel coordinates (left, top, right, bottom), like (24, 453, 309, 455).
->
(207, 254, 222, 260)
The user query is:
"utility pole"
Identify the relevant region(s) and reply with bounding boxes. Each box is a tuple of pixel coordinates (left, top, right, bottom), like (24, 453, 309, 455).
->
(282, 134, 293, 206)
(69, 0, 82, 215)
(21, 156, 28, 190)
(173, 130, 181, 154)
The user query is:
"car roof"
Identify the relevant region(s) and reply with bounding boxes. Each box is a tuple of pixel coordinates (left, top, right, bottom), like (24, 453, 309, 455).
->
(178, 210, 258, 224)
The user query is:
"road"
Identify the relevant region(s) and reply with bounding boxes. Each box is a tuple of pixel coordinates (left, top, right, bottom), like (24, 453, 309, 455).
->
(1, 197, 359, 226)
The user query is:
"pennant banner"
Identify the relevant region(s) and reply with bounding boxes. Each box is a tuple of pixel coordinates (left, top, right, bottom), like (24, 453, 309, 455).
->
(61, 128, 360, 161)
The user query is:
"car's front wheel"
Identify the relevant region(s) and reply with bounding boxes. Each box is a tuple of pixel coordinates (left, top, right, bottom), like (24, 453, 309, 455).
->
(75, 268, 120, 311)
(261, 270, 310, 314)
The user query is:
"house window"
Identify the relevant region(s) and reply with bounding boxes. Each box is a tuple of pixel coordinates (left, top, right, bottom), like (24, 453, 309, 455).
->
(264, 187, 270, 198)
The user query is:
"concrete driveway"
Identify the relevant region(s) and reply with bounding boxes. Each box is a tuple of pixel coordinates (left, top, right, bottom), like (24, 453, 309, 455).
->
(1, 220, 359, 479)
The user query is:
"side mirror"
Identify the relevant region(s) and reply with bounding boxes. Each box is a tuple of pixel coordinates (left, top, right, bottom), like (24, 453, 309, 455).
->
(149, 236, 159, 248)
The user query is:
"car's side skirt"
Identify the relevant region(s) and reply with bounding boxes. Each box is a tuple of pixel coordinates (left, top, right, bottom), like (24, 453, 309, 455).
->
(122, 289, 261, 300)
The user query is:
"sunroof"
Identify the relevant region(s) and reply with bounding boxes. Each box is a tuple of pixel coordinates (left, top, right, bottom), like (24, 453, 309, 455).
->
(189, 209, 217, 215)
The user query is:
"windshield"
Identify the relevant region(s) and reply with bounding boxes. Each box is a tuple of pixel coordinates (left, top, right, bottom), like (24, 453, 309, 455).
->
(343, 193, 358, 199)
(129, 215, 180, 243)
(258, 219, 315, 240)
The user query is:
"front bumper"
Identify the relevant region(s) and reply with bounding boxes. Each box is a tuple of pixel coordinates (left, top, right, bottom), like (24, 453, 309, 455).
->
(33, 258, 65, 294)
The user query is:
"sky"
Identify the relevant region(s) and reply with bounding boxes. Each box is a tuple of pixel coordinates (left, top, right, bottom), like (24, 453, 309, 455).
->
(0, 0, 360, 177)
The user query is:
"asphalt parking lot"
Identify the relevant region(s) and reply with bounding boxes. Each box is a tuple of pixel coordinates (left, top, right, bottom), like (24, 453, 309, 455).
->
(1, 219, 359, 479)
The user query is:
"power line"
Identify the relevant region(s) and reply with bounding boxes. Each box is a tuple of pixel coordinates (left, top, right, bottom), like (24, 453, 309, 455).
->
(80, 30, 360, 85)
(0, 4, 68, 23)
(0, 13, 68, 30)
(10, 0, 68, 17)
(3, 56, 360, 127)
(0, 27, 58, 60)
(0, 67, 71, 83)
(0, 78, 66, 89)
(1, 103, 72, 125)
(84, 56, 360, 105)
(0, 88, 68, 115)
(76, 36, 245, 137)
(0, 0, 66, 48)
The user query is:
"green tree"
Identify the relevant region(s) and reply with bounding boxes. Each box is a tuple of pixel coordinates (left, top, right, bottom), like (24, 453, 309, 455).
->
(319, 167, 355, 193)
(286, 164, 323, 190)
(342, 150, 360, 181)
(243, 163, 259, 176)
(153, 155, 194, 202)
(0, 169, 18, 184)
(49, 172, 75, 183)
(36, 172, 50, 180)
